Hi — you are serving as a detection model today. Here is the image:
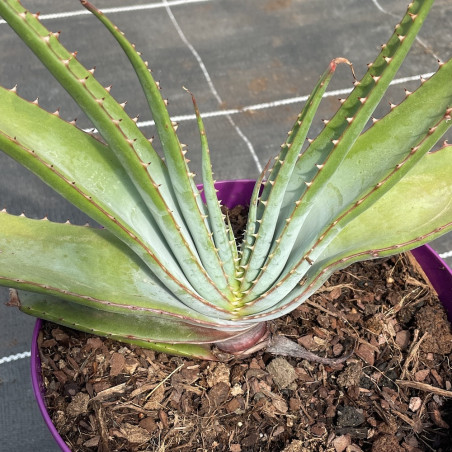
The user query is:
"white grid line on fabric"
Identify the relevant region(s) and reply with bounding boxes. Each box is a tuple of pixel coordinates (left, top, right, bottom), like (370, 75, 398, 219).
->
(0, 0, 212, 24)
(0, 351, 31, 365)
(79, 71, 435, 133)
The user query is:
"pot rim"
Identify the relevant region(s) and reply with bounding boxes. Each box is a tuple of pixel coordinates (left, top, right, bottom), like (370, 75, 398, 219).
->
(29, 179, 452, 451)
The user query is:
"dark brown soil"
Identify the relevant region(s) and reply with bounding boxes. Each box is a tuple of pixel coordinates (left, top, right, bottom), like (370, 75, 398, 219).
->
(38, 210, 452, 451)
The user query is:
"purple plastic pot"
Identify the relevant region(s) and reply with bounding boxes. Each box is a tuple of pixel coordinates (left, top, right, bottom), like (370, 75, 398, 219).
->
(30, 180, 452, 451)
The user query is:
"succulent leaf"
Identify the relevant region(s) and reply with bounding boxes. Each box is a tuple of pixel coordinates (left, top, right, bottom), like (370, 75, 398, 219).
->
(0, 0, 237, 308)
(15, 290, 218, 359)
(239, 59, 353, 293)
(269, 0, 435, 254)
(285, 0, 434, 207)
(0, 85, 237, 315)
(188, 89, 239, 291)
(241, 0, 445, 303)
(0, 211, 244, 322)
(241, 145, 452, 319)
(241, 58, 452, 309)
(80, 0, 232, 298)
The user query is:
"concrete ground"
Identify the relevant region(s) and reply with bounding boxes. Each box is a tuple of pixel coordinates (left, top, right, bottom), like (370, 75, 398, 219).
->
(0, 0, 451, 450)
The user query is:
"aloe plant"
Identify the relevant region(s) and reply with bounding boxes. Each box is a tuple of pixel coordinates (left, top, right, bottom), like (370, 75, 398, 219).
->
(0, 0, 451, 361)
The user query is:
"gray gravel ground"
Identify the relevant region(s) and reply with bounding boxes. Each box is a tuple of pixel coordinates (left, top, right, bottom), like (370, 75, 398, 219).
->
(0, 1, 451, 450)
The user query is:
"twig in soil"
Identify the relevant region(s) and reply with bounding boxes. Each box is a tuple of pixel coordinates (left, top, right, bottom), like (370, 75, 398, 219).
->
(305, 299, 348, 321)
(400, 330, 429, 380)
(89, 382, 129, 403)
(92, 401, 109, 451)
(73, 350, 95, 381)
(145, 363, 184, 401)
(130, 382, 159, 398)
(110, 402, 148, 413)
(266, 334, 354, 365)
(396, 380, 452, 398)
(391, 407, 423, 433)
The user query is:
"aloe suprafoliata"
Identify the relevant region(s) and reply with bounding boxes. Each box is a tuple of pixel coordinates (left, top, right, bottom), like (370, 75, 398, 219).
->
(0, 0, 451, 360)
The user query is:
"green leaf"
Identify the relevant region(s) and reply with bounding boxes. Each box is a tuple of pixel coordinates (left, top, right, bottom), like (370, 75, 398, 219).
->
(80, 0, 232, 298)
(0, 0, 234, 309)
(243, 52, 452, 306)
(0, 88, 237, 316)
(16, 290, 217, 359)
(0, 212, 243, 322)
(252, 0, 436, 294)
(241, 145, 452, 318)
(240, 59, 353, 293)
(315, 146, 452, 268)
(188, 89, 239, 292)
(284, 0, 434, 209)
